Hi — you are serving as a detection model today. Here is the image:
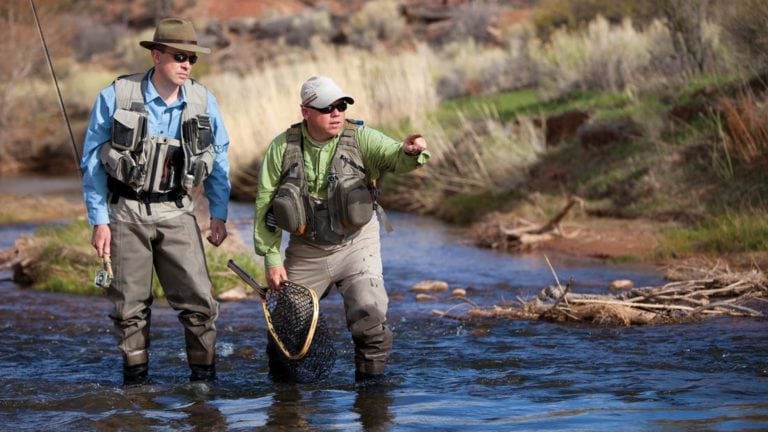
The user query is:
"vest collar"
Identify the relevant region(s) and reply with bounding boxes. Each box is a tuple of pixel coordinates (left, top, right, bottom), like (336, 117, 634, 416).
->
(144, 68, 187, 107)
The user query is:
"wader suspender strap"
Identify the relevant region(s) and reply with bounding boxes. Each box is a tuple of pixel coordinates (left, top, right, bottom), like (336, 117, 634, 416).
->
(284, 123, 313, 235)
(284, 124, 307, 187)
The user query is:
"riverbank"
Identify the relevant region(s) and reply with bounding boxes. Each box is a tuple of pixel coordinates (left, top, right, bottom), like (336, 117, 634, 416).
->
(1, 174, 764, 289)
(0, 188, 729, 280)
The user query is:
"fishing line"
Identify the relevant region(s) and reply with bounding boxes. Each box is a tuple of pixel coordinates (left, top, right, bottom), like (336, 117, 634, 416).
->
(29, 0, 81, 177)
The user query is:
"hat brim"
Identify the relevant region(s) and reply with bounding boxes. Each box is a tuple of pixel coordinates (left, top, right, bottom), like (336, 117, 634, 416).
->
(307, 95, 355, 109)
(140, 40, 211, 54)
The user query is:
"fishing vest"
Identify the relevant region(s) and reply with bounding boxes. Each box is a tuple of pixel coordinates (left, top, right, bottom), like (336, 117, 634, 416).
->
(99, 71, 215, 207)
(270, 120, 376, 245)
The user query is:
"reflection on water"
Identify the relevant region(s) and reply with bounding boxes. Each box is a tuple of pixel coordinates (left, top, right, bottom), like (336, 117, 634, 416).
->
(1, 201, 767, 431)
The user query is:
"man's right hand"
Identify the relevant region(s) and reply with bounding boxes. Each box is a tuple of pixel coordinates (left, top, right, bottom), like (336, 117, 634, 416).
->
(91, 224, 111, 258)
(266, 265, 287, 291)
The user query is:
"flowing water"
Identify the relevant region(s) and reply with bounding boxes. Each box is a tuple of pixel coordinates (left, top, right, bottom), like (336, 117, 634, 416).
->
(0, 181, 766, 431)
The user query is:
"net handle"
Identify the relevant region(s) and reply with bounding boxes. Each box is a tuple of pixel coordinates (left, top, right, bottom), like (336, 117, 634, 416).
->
(227, 259, 267, 297)
(227, 259, 320, 360)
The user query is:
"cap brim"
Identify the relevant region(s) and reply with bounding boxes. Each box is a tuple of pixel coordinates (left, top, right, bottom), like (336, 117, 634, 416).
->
(140, 40, 211, 54)
(308, 95, 355, 109)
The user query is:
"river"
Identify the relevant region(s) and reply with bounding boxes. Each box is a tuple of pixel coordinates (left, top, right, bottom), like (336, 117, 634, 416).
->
(0, 180, 766, 431)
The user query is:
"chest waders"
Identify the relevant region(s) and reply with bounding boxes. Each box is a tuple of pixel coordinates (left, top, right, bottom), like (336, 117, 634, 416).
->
(271, 120, 378, 245)
(99, 71, 215, 214)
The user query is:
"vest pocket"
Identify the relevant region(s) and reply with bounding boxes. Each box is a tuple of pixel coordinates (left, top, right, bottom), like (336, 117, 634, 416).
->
(99, 145, 143, 189)
(112, 109, 146, 151)
(331, 176, 373, 233)
(182, 115, 213, 154)
(271, 183, 307, 234)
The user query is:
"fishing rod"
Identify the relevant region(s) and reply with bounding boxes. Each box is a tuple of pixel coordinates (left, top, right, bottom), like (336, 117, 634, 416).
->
(29, 0, 81, 177)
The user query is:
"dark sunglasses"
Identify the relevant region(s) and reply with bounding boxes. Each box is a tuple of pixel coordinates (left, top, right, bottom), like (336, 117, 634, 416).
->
(164, 50, 198, 65)
(308, 101, 348, 114)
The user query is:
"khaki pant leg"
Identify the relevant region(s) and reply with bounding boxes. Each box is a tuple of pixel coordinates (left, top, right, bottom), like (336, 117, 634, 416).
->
(153, 213, 219, 366)
(107, 219, 155, 366)
(284, 240, 334, 298)
(333, 219, 392, 375)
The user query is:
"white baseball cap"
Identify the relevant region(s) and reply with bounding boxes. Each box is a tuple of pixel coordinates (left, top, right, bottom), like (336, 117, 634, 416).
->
(300, 75, 355, 108)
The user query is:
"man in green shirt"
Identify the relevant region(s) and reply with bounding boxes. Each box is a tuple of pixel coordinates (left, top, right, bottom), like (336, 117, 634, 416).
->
(253, 75, 429, 382)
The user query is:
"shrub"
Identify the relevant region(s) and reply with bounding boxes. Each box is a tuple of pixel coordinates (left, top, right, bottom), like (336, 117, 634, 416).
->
(717, 0, 768, 75)
(346, 0, 405, 50)
(530, 16, 660, 98)
(257, 8, 333, 48)
(433, 28, 537, 100)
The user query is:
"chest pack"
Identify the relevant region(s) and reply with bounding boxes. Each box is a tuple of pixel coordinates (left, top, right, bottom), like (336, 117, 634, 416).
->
(99, 71, 215, 202)
(270, 120, 375, 245)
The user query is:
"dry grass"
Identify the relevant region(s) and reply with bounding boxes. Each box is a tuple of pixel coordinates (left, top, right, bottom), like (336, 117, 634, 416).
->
(718, 91, 768, 165)
(382, 106, 545, 215)
(530, 16, 692, 98)
(207, 43, 439, 173)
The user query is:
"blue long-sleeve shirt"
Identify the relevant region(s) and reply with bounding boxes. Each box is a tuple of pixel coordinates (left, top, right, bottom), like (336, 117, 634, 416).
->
(80, 69, 231, 226)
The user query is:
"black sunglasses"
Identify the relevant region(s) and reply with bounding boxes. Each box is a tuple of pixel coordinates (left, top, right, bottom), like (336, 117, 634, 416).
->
(308, 101, 348, 114)
(164, 50, 198, 65)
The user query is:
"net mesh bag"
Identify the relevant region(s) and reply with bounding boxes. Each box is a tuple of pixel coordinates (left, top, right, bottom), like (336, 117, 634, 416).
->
(263, 280, 336, 383)
(226, 260, 336, 383)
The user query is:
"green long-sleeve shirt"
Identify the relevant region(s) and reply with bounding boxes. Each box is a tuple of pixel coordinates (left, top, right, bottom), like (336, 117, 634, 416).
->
(253, 121, 430, 267)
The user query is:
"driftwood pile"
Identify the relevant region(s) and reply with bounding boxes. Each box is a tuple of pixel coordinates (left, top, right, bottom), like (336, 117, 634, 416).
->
(434, 260, 768, 326)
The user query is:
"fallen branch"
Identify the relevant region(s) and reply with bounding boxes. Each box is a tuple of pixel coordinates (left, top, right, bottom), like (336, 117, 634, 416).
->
(472, 196, 582, 251)
(442, 261, 768, 326)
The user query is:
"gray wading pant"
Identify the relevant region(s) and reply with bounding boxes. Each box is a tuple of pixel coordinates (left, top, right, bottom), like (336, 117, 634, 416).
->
(106, 196, 218, 368)
(285, 217, 392, 375)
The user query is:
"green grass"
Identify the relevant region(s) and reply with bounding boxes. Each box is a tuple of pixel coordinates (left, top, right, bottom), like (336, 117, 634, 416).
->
(437, 88, 540, 121)
(25, 220, 264, 297)
(435, 88, 634, 124)
(659, 212, 768, 257)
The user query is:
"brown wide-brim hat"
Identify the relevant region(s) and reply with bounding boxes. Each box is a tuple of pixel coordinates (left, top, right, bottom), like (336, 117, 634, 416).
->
(139, 18, 211, 54)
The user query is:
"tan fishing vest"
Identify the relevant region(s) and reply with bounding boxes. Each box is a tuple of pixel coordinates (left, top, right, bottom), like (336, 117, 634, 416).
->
(99, 71, 215, 197)
(270, 120, 375, 245)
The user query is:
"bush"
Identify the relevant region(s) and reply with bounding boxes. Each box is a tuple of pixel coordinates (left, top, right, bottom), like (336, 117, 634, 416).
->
(346, 0, 405, 50)
(718, 0, 768, 75)
(530, 16, 660, 98)
(257, 8, 332, 48)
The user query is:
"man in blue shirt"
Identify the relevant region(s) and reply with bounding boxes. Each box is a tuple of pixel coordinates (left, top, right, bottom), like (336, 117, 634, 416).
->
(80, 18, 230, 386)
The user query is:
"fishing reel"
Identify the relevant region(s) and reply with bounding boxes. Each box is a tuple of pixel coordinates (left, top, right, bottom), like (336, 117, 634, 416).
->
(94, 255, 113, 289)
